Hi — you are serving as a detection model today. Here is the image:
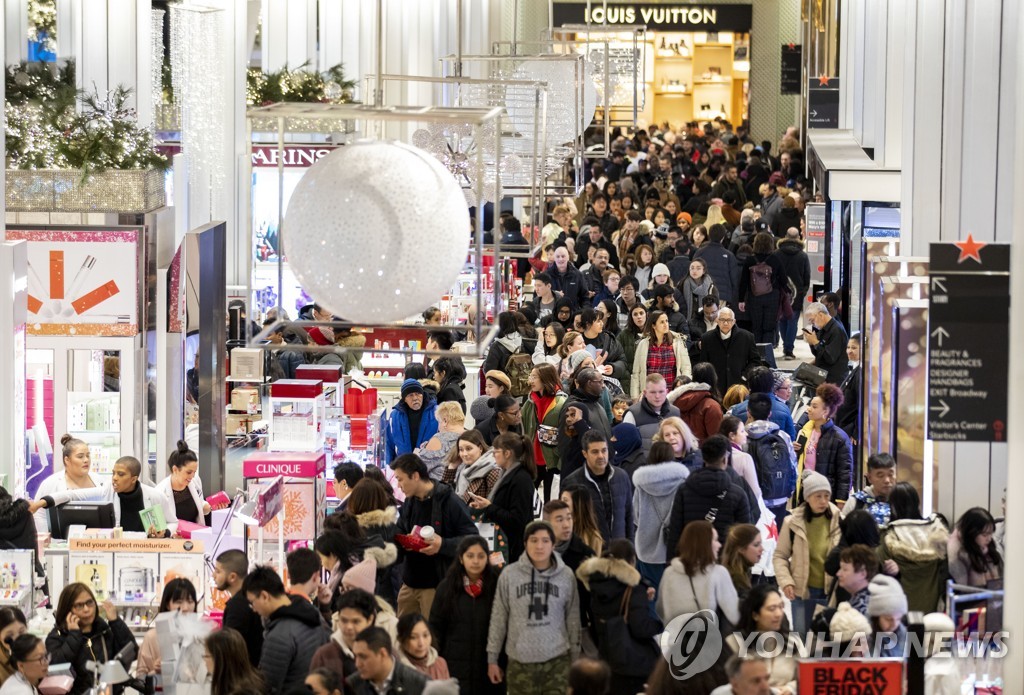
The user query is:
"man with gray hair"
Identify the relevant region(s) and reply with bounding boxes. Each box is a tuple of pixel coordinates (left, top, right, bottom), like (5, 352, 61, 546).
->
(699, 307, 763, 390)
(804, 300, 849, 384)
(709, 656, 773, 695)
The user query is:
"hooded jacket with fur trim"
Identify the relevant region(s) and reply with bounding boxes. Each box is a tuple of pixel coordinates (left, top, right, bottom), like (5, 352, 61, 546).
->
(632, 462, 689, 564)
(877, 514, 950, 613)
(669, 382, 725, 443)
(575, 557, 662, 677)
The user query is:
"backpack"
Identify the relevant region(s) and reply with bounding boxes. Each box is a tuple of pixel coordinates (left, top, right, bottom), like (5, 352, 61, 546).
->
(750, 430, 797, 501)
(504, 351, 534, 397)
(749, 261, 773, 296)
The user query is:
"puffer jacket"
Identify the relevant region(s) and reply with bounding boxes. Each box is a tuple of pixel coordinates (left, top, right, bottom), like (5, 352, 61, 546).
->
(693, 241, 740, 306)
(46, 615, 137, 695)
(877, 515, 950, 613)
(665, 467, 752, 555)
(795, 420, 853, 504)
(669, 383, 724, 443)
(629, 333, 693, 399)
(622, 397, 681, 455)
(632, 462, 690, 564)
(354, 507, 401, 606)
(772, 504, 841, 599)
(385, 395, 439, 465)
(260, 596, 330, 694)
(616, 328, 643, 395)
(575, 557, 662, 680)
(773, 239, 810, 309)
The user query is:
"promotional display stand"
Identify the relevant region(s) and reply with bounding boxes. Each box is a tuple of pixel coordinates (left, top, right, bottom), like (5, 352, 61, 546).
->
(0, 550, 36, 618)
(268, 379, 326, 452)
(243, 452, 327, 566)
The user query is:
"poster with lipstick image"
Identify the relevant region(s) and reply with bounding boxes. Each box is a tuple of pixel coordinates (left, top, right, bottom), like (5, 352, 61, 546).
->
(3, 227, 142, 336)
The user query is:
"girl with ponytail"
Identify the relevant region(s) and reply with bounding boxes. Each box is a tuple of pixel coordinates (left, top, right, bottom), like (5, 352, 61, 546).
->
(468, 432, 538, 562)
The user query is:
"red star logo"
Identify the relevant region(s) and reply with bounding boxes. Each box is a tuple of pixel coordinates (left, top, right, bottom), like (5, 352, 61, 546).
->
(766, 520, 779, 541)
(787, 43, 796, 50)
(954, 234, 987, 264)
(818, 74, 831, 87)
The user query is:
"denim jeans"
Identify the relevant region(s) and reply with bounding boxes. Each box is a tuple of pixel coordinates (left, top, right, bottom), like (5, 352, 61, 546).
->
(779, 314, 799, 354)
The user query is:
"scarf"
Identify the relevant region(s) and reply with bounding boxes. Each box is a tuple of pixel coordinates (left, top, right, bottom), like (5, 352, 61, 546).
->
(455, 453, 498, 497)
(463, 576, 484, 598)
(529, 392, 557, 466)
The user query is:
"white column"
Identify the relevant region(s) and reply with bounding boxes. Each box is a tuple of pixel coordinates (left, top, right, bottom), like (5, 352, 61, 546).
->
(64, 0, 153, 122)
(0, 242, 28, 498)
(261, 0, 316, 73)
(5, 0, 28, 63)
(318, 0, 344, 71)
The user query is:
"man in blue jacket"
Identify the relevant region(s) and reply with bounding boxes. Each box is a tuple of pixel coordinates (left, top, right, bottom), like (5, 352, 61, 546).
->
(385, 379, 439, 466)
(561, 430, 634, 541)
(727, 366, 797, 439)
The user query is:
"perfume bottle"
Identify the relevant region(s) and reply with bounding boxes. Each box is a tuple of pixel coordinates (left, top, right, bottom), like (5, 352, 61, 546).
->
(90, 567, 103, 598)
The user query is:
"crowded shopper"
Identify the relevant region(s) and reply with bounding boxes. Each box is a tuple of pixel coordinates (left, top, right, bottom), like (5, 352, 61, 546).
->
(803, 301, 849, 385)
(721, 524, 765, 600)
(657, 520, 740, 627)
(629, 312, 692, 399)
(773, 471, 841, 601)
(468, 433, 537, 562)
(0, 609, 27, 687)
(623, 374, 681, 454)
(793, 383, 852, 506)
(417, 401, 466, 481)
(668, 362, 724, 443)
(136, 578, 198, 678)
(0, 635, 47, 695)
(948, 507, 1003, 587)
(699, 308, 763, 390)
(395, 613, 450, 680)
(386, 379, 439, 465)
(561, 431, 634, 541)
(727, 586, 797, 694)
(348, 627, 428, 695)
(440, 430, 501, 503)
(521, 363, 568, 501)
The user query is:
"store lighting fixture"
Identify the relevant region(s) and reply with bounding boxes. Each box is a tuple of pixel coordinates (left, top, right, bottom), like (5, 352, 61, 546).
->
(169, 3, 226, 217)
(151, 9, 164, 129)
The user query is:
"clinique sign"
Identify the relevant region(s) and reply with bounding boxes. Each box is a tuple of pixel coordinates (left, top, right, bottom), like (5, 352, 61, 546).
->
(552, 3, 752, 31)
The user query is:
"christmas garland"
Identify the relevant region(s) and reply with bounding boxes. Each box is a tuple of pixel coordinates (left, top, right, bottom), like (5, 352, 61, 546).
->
(27, 0, 57, 54)
(5, 61, 168, 174)
(246, 62, 357, 106)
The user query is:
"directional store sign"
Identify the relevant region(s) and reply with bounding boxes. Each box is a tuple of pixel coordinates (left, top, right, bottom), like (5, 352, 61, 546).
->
(927, 236, 1010, 442)
(808, 75, 840, 129)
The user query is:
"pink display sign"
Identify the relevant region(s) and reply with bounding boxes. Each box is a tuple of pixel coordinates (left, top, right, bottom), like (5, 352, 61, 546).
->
(243, 452, 326, 479)
(256, 475, 285, 525)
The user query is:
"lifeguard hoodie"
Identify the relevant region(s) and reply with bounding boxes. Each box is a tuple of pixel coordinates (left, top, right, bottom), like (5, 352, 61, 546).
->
(487, 551, 581, 664)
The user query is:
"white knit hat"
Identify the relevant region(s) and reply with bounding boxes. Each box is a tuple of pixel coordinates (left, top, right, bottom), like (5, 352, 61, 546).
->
(342, 557, 378, 594)
(830, 602, 872, 644)
(652, 263, 671, 279)
(801, 469, 831, 499)
(867, 575, 908, 618)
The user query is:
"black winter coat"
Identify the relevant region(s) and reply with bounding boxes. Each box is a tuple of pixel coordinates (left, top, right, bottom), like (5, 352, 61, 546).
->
(396, 482, 479, 589)
(774, 239, 811, 308)
(0, 495, 42, 575)
(430, 578, 506, 695)
(582, 330, 628, 382)
(560, 388, 612, 440)
(576, 557, 663, 680)
(479, 465, 536, 561)
(346, 662, 428, 695)
(46, 616, 136, 695)
(259, 596, 330, 694)
(738, 252, 787, 303)
(436, 377, 467, 414)
(802, 421, 854, 504)
(810, 318, 850, 384)
(773, 206, 802, 237)
(223, 590, 265, 667)
(546, 262, 591, 310)
(835, 365, 860, 441)
(699, 327, 763, 389)
(665, 467, 752, 555)
(693, 242, 740, 306)
(561, 465, 634, 541)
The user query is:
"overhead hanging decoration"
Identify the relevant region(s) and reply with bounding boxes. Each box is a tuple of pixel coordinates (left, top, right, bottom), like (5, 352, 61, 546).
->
(246, 62, 357, 106)
(284, 140, 470, 323)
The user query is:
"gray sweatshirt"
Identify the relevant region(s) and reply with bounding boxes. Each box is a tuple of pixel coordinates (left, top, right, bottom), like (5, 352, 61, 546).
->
(487, 552, 580, 665)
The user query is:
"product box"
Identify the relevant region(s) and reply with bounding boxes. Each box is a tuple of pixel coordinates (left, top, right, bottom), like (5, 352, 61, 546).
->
(230, 348, 265, 380)
(230, 387, 260, 412)
(70, 552, 115, 600)
(113, 553, 160, 602)
(225, 414, 253, 434)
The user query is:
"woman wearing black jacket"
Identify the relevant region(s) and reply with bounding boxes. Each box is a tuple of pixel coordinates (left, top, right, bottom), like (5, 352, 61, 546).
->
(576, 540, 663, 694)
(468, 433, 536, 562)
(432, 355, 467, 415)
(737, 231, 788, 345)
(429, 536, 505, 694)
(46, 583, 135, 695)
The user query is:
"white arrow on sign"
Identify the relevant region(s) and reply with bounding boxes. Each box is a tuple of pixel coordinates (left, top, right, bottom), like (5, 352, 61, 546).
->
(930, 400, 950, 418)
(931, 326, 949, 347)
(810, 110, 818, 117)
(931, 276, 947, 293)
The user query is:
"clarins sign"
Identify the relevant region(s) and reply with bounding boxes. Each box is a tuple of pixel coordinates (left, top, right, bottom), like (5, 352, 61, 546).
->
(552, 3, 752, 31)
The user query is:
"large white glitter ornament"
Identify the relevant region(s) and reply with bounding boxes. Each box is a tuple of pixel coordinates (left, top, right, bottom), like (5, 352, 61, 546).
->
(505, 60, 598, 146)
(284, 140, 470, 322)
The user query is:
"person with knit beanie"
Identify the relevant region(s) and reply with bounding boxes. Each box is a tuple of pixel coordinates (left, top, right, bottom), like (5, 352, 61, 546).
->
(386, 378, 438, 465)
(773, 470, 840, 603)
(343, 558, 378, 595)
(867, 574, 908, 658)
(829, 602, 872, 657)
(923, 612, 960, 695)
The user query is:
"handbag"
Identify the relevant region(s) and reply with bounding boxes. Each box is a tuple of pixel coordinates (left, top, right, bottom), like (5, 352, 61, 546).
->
(688, 574, 736, 648)
(594, 586, 659, 676)
(537, 424, 559, 446)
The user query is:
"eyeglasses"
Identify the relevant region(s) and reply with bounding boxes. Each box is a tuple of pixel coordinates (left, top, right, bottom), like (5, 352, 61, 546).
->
(503, 408, 522, 417)
(717, 318, 735, 324)
(25, 653, 50, 665)
(72, 598, 96, 611)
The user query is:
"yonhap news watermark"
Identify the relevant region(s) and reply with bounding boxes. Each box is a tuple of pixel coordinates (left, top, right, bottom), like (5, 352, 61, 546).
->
(661, 610, 1008, 682)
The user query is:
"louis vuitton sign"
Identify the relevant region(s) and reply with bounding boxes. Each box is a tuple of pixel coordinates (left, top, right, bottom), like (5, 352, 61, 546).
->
(552, 3, 752, 31)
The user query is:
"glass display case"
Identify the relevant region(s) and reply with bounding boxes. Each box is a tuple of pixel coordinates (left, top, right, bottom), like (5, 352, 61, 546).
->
(268, 380, 326, 452)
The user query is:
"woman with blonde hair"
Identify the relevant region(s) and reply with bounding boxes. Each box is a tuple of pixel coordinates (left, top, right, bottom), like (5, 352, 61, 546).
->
(652, 416, 702, 470)
(722, 384, 750, 411)
(417, 401, 466, 481)
(557, 330, 586, 384)
(704, 205, 726, 230)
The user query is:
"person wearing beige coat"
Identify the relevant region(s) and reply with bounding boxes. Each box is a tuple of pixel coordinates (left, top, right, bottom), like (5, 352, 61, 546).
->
(629, 331, 692, 399)
(773, 474, 842, 601)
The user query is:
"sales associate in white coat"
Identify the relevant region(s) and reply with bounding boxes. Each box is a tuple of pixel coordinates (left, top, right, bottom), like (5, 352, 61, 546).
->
(154, 441, 209, 526)
(33, 435, 104, 532)
(31, 456, 178, 537)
